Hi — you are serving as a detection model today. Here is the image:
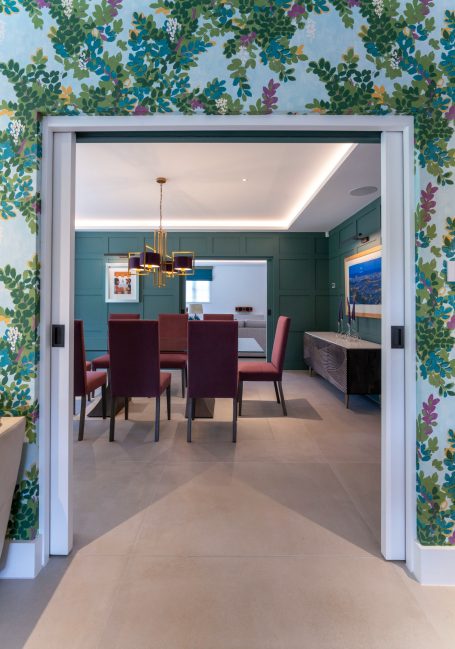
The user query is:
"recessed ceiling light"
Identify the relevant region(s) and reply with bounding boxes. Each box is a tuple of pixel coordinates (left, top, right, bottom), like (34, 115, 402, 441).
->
(242, 178, 247, 182)
(350, 186, 378, 196)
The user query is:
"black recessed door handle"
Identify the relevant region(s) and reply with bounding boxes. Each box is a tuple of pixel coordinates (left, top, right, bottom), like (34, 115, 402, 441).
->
(391, 326, 404, 349)
(52, 324, 65, 348)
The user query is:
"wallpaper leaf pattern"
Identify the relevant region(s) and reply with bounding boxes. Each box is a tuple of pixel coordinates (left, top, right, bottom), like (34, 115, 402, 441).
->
(0, 1, 453, 545)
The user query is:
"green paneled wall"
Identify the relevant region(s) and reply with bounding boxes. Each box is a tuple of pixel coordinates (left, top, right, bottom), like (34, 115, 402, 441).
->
(328, 199, 381, 343)
(75, 231, 330, 369)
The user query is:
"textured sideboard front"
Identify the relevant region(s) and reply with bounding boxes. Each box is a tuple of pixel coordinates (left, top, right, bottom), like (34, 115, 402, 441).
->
(303, 332, 381, 406)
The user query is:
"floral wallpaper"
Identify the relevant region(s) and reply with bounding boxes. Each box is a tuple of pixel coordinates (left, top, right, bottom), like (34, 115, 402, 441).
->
(0, 1, 453, 545)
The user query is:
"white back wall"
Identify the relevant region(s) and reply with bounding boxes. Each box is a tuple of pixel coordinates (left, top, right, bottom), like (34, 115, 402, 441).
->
(192, 262, 267, 318)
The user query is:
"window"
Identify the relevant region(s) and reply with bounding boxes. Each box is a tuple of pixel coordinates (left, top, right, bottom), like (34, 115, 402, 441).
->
(186, 280, 211, 304)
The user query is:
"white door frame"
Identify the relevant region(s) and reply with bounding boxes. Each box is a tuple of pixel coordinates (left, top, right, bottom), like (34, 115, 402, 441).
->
(40, 115, 417, 572)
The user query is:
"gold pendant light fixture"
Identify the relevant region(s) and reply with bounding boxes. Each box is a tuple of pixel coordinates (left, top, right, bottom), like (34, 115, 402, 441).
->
(128, 177, 194, 287)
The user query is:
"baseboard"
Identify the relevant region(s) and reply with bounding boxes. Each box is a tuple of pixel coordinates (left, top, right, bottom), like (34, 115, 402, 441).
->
(0, 535, 43, 579)
(413, 542, 455, 585)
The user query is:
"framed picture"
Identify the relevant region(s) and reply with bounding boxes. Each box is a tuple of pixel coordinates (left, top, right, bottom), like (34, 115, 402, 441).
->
(344, 245, 381, 319)
(105, 263, 139, 303)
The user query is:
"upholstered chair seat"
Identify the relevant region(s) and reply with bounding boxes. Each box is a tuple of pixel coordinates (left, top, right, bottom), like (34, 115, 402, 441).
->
(74, 319, 107, 441)
(109, 319, 171, 442)
(238, 316, 291, 416)
(159, 314, 188, 398)
(187, 320, 238, 443)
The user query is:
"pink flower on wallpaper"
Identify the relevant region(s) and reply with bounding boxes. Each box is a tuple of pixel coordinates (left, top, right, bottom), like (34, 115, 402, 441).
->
(447, 315, 455, 330)
(422, 394, 440, 435)
(190, 98, 204, 110)
(239, 32, 257, 46)
(446, 106, 455, 121)
(448, 530, 455, 545)
(287, 4, 306, 19)
(420, 182, 438, 223)
(133, 105, 149, 115)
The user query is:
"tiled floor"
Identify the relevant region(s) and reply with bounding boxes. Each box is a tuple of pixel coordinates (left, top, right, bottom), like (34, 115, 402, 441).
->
(1, 371, 455, 649)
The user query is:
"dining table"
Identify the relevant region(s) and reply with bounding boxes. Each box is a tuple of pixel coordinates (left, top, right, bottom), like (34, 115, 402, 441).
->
(86, 337, 264, 419)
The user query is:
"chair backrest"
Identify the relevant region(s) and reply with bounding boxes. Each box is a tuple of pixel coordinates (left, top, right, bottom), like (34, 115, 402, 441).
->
(158, 313, 188, 352)
(187, 320, 238, 398)
(271, 316, 291, 373)
(109, 313, 141, 320)
(203, 313, 234, 320)
(74, 320, 87, 396)
(109, 320, 161, 398)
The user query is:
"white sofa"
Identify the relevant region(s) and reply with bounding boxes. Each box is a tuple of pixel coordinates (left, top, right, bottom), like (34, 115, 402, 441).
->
(237, 319, 266, 357)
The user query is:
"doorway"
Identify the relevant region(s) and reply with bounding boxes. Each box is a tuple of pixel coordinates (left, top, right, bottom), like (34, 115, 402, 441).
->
(40, 115, 415, 575)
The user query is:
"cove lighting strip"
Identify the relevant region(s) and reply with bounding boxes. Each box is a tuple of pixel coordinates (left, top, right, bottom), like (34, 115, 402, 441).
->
(75, 143, 356, 232)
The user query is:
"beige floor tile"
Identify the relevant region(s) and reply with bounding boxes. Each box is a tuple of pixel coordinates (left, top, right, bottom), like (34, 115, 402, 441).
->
(133, 462, 380, 557)
(4, 370, 451, 649)
(329, 462, 381, 541)
(73, 462, 165, 555)
(22, 555, 125, 649)
(98, 555, 451, 649)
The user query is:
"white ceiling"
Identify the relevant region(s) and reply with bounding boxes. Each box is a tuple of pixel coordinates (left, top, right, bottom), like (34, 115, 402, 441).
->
(75, 141, 380, 232)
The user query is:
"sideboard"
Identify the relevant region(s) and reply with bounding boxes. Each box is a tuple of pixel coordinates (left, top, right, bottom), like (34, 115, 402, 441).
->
(303, 332, 381, 408)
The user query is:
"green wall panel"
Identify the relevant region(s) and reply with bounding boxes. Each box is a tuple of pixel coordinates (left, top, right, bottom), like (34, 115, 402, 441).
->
(279, 295, 314, 332)
(75, 231, 330, 369)
(179, 236, 211, 256)
(279, 259, 315, 291)
(143, 294, 179, 320)
(245, 237, 277, 257)
(213, 236, 241, 256)
(75, 259, 104, 295)
(279, 237, 315, 257)
(76, 235, 106, 257)
(315, 258, 329, 292)
(315, 296, 330, 331)
(108, 235, 141, 254)
(315, 237, 329, 255)
(328, 199, 381, 344)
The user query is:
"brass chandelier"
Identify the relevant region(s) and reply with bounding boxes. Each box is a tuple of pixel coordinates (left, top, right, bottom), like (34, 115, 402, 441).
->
(128, 177, 194, 287)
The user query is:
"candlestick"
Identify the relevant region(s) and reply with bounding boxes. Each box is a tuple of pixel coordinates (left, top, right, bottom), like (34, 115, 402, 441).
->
(352, 297, 356, 321)
(346, 297, 351, 324)
(338, 297, 343, 323)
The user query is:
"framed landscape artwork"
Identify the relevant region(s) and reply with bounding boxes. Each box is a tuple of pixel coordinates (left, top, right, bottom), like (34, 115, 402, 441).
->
(105, 262, 139, 303)
(344, 245, 381, 319)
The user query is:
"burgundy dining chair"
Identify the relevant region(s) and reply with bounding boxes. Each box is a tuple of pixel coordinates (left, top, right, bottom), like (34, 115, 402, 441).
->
(203, 314, 234, 320)
(91, 312, 141, 371)
(238, 316, 291, 416)
(74, 320, 107, 441)
(108, 320, 171, 442)
(159, 313, 188, 398)
(186, 320, 238, 443)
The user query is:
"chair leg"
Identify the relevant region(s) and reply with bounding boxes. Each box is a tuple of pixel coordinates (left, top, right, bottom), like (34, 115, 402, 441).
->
(187, 398, 193, 443)
(78, 395, 86, 441)
(184, 365, 188, 387)
(73, 396, 76, 416)
(101, 384, 107, 419)
(273, 381, 281, 403)
(124, 396, 129, 420)
(154, 396, 161, 442)
(181, 368, 185, 398)
(232, 398, 237, 443)
(166, 385, 171, 420)
(238, 381, 244, 416)
(277, 381, 287, 416)
(109, 396, 116, 442)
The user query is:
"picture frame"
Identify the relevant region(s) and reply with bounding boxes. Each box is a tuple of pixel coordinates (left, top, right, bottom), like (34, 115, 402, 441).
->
(344, 245, 381, 319)
(105, 262, 139, 303)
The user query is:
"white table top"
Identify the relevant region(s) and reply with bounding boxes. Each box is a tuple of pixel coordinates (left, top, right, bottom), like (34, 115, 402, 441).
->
(238, 337, 263, 353)
(305, 331, 381, 350)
